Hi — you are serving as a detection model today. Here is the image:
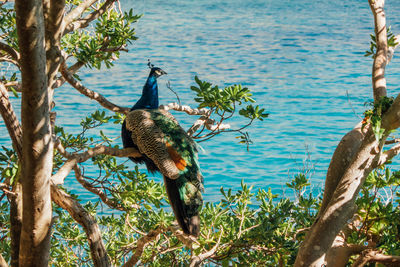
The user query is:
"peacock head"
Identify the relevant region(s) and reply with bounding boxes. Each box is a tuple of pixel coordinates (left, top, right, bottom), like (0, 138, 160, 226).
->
(150, 67, 167, 78)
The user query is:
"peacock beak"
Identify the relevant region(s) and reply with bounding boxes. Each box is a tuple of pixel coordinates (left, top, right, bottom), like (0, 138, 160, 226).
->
(155, 69, 167, 77)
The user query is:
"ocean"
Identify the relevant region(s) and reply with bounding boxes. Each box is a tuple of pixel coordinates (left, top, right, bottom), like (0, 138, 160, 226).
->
(3, 0, 400, 204)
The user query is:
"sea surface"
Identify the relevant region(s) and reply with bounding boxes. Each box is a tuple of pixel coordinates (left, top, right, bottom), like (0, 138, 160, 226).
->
(3, 0, 400, 205)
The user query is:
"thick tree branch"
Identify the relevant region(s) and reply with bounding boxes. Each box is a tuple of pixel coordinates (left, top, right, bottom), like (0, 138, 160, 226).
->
(382, 92, 400, 130)
(0, 83, 22, 157)
(318, 123, 366, 216)
(369, 0, 388, 101)
(0, 253, 8, 267)
(122, 225, 196, 267)
(377, 143, 400, 165)
(295, 128, 380, 267)
(0, 57, 19, 68)
(294, 2, 398, 266)
(60, 61, 130, 113)
(190, 229, 223, 267)
(352, 249, 400, 267)
(63, 0, 117, 35)
(50, 184, 111, 267)
(51, 145, 141, 185)
(0, 41, 20, 62)
(0, 84, 23, 266)
(121, 227, 163, 267)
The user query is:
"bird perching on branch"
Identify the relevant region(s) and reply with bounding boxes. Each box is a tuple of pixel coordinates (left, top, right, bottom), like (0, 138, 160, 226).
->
(121, 64, 204, 236)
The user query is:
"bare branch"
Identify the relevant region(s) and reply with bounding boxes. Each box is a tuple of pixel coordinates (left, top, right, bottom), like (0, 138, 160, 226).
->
(385, 138, 400, 145)
(51, 145, 141, 185)
(0, 182, 17, 198)
(72, 165, 136, 211)
(50, 184, 111, 267)
(4, 81, 21, 92)
(190, 229, 223, 267)
(160, 102, 210, 116)
(377, 143, 400, 165)
(64, 0, 99, 26)
(101, 44, 128, 53)
(160, 103, 231, 135)
(60, 61, 130, 113)
(369, 0, 388, 101)
(0, 41, 20, 62)
(0, 57, 20, 68)
(63, 0, 117, 35)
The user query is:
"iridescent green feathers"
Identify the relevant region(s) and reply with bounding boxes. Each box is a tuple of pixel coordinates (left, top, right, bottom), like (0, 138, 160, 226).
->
(125, 109, 203, 235)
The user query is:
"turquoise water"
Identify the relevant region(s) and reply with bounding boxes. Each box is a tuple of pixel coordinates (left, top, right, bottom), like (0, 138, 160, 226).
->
(3, 0, 400, 204)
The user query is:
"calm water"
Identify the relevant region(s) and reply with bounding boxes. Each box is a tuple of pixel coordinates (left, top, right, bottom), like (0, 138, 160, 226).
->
(3, 0, 400, 204)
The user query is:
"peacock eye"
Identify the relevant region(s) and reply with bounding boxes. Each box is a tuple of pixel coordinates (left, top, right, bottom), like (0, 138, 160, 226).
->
(155, 70, 161, 76)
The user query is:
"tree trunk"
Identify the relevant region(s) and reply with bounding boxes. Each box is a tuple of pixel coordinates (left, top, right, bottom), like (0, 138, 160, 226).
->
(295, 129, 379, 266)
(9, 182, 22, 267)
(15, 0, 54, 265)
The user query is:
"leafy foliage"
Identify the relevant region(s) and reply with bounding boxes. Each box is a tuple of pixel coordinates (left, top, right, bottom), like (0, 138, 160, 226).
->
(0, 3, 17, 49)
(362, 96, 394, 141)
(347, 167, 400, 263)
(1, 0, 399, 266)
(190, 76, 269, 148)
(62, 6, 140, 69)
(364, 26, 398, 58)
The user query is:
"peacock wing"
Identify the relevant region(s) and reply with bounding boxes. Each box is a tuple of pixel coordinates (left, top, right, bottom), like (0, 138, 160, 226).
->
(125, 109, 204, 235)
(125, 109, 181, 179)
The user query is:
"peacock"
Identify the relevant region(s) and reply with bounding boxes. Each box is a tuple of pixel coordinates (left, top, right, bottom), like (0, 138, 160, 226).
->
(121, 65, 203, 236)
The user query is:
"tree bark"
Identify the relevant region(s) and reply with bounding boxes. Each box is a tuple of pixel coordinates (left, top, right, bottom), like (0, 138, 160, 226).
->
(295, 128, 380, 266)
(15, 0, 54, 265)
(295, 1, 393, 265)
(318, 123, 365, 216)
(369, 0, 388, 101)
(50, 185, 111, 267)
(9, 182, 22, 267)
(0, 84, 23, 267)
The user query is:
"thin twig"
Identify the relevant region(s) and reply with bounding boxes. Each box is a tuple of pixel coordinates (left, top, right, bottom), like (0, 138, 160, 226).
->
(63, 0, 118, 35)
(73, 165, 138, 211)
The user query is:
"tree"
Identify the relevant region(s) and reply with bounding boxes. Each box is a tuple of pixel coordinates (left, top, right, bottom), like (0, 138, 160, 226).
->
(1, 0, 400, 266)
(295, 0, 400, 266)
(0, 0, 266, 266)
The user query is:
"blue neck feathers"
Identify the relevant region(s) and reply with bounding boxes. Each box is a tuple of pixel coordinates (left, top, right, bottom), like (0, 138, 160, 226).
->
(132, 74, 159, 110)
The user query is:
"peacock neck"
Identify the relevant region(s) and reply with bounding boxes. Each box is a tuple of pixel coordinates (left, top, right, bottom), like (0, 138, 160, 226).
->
(132, 75, 159, 110)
